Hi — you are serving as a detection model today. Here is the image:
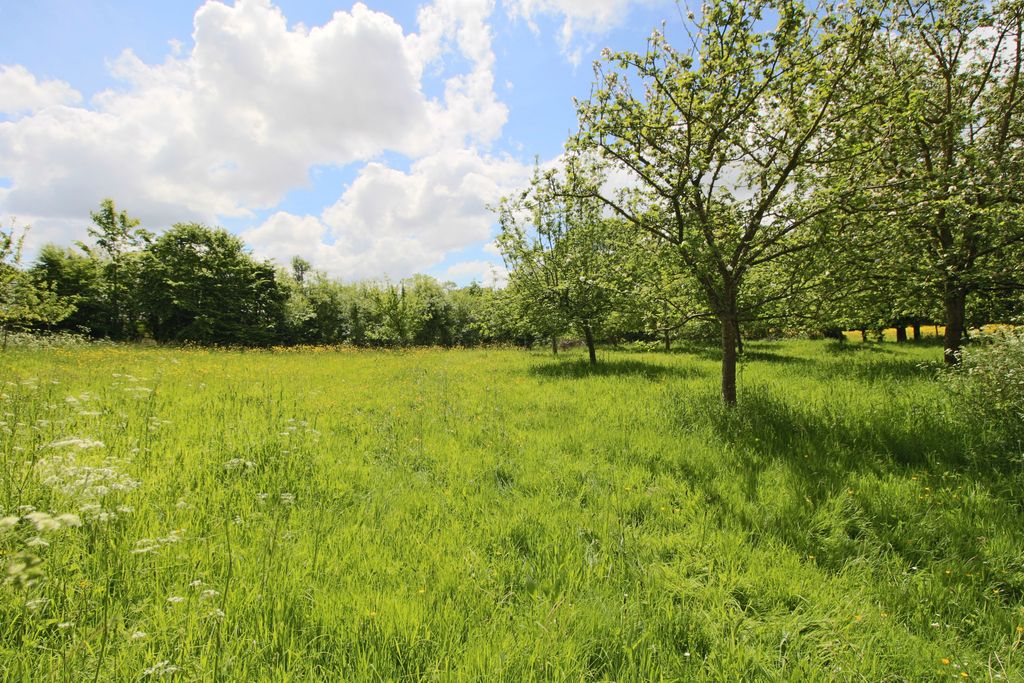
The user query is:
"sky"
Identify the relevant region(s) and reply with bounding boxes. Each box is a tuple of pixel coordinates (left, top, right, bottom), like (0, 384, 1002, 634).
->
(0, 0, 685, 286)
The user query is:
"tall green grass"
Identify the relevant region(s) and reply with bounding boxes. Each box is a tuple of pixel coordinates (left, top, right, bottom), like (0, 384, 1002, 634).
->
(1, 341, 1021, 681)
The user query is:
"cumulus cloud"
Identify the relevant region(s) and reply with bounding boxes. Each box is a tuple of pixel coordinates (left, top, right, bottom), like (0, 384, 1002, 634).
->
(0, 0, 537, 280)
(0, 65, 82, 115)
(243, 148, 529, 279)
(0, 1, 437, 228)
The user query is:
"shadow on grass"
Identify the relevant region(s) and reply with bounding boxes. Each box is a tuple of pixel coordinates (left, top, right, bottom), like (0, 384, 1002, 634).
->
(668, 385, 1007, 574)
(703, 385, 965, 474)
(828, 358, 942, 383)
(528, 359, 704, 381)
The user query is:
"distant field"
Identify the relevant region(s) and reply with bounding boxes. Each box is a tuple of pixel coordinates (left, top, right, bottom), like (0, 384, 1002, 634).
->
(1, 342, 1022, 681)
(843, 327, 947, 342)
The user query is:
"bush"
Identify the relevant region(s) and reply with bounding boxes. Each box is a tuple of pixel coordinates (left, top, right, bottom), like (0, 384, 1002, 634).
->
(942, 328, 1024, 459)
(3, 331, 112, 350)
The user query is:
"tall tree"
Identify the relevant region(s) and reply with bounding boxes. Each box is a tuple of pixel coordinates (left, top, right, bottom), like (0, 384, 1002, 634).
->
(86, 199, 149, 339)
(573, 0, 880, 402)
(140, 223, 285, 345)
(859, 0, 1024, 361)
(496, 164, 620, 365)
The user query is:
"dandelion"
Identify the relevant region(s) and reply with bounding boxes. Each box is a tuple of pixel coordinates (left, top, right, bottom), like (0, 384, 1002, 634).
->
(942, 658, 951, 665)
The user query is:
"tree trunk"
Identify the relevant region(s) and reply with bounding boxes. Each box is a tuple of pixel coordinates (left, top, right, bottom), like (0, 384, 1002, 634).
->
(721, 315, 738, 406)
(860, 328, 867, 343)
(551, 336, 558, 356)
(895, 325, 907, 343)
(583, 325, 597, 365)
(664, 330, 671, 351)
(734, 319, 743, 356)
(943, 290, 967, 364)
(912, 322, 921, 342)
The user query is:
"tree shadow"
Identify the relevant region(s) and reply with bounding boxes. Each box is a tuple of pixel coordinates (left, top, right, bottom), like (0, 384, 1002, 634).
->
(740, 350, 815, 365)
(528, 359, 704, 380)
(825, 358, 942, 383)
(668, 385, 1019, 577)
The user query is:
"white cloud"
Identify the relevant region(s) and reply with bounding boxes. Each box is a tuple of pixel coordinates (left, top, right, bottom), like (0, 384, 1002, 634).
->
(244, 148, 530, 280)
(443, 259, 508, 287)
(1, 0, 508, 236)
(503, 0, 664, 64)
(1, 0, 543, 281)
(0, 65, 82, 115)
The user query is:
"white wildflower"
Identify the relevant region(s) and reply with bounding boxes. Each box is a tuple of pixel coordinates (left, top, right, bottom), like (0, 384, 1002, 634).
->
(0, 516, 18, 530)
(25, 512, 60, 532)
(48, 437, 104, 450)
(200, 589, 219, 600)
(57, 622, 74, 630)
(55, 513, 81, 527)
(130, 630, 148, 640)
(26, 536, 49, 548)
(223, 458, 255, 471)
(142, 660, 181, 677)
(166, 596, 184, 604)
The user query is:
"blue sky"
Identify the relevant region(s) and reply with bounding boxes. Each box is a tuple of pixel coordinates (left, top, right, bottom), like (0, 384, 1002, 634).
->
(0, 0, 682, 284)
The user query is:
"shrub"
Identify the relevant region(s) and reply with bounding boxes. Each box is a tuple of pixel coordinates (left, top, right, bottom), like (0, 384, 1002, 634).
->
(942, 328, 1024, 459)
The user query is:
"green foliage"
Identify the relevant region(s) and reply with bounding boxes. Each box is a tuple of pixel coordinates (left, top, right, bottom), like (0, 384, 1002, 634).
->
(31, 244, 107, 336)
(0, 341, 1021, 679)
(845, 0, 1024, 359)
(0, 222, 74, 348)
(573, 0, 882, 400)
(86, 198, 151, 340)
(140, 223, 286, 345)
(943, 328, 1024, 456)
(496, 163, 621, 362)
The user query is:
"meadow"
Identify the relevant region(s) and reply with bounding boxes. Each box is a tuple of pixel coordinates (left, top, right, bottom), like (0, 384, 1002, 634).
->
(1, 340, 1022, 681)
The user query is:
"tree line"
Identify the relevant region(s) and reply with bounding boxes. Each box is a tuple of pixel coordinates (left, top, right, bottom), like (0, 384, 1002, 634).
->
(1, 203, 531, 348)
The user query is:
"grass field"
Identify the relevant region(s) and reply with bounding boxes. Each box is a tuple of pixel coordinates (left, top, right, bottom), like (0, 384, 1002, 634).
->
(1, 341, 1022, 681)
